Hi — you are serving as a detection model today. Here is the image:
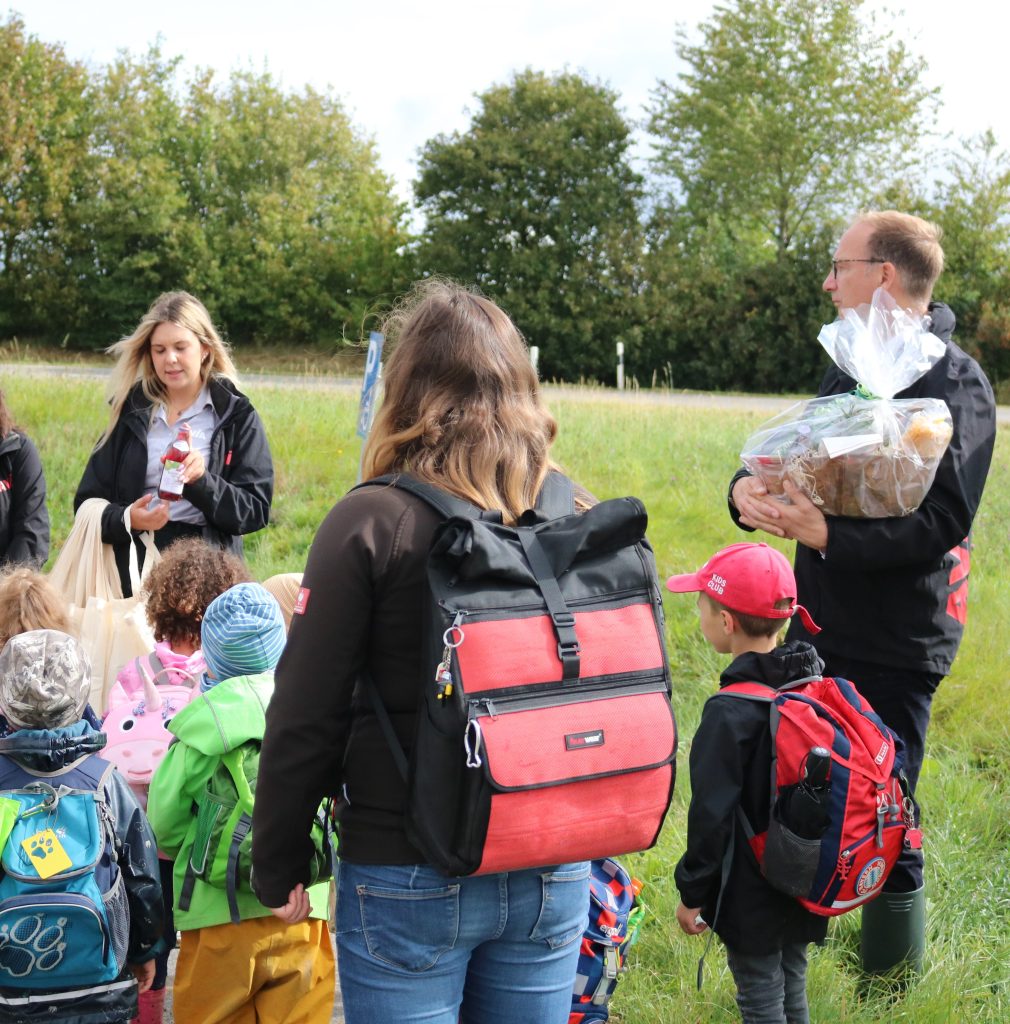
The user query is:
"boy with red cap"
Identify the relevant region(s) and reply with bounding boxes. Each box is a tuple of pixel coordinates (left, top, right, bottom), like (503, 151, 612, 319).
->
(668, 542, 827, 1024)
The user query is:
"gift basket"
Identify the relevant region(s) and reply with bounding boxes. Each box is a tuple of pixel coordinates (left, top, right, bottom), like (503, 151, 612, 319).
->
(740, 290, 953, 518)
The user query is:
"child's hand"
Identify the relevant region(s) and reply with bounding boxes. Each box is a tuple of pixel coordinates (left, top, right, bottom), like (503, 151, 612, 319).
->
(131, 958, 155, 994)
(269, 883, 311, 924)
(676, 901, 709, 935)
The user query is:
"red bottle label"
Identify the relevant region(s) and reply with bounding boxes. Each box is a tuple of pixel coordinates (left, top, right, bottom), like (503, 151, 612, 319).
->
(158, 425, 192, 501)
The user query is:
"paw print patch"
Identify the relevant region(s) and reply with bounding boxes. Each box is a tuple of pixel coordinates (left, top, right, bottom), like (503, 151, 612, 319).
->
(20, 830, 72, 879)
(0, 913, 67, 977)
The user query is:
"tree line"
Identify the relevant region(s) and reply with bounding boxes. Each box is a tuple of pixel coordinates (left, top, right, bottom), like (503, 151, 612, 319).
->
(3, 0, 1009, 394)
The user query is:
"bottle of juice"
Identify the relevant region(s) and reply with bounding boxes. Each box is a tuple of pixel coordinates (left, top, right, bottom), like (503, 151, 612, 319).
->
(158, 422, 192, 501)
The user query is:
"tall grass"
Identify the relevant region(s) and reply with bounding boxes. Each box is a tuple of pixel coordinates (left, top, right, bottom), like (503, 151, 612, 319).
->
(7, 375, 1008, 1022)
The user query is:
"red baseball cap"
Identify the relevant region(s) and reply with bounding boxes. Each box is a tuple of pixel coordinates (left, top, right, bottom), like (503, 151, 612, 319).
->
(666, 542, 820, 634)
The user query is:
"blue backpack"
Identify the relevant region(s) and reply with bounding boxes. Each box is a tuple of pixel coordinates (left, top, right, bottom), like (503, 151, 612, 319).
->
(570, 859, 645, 1023)
(0, 755, 129, 988)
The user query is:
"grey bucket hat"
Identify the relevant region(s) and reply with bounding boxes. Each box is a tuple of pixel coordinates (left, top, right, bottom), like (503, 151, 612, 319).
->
(0, 629, 92, 730)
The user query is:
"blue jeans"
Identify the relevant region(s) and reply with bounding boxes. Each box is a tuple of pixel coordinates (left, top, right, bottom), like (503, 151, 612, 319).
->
(335, 860, 590, 1024)
(725, 942, 810, 1024)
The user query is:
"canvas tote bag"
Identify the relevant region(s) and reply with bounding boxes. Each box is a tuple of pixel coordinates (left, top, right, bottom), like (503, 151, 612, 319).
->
(48, 499, 160, 714)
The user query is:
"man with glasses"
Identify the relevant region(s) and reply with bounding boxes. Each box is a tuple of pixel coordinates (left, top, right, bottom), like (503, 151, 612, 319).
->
(728, 210, 996, 976)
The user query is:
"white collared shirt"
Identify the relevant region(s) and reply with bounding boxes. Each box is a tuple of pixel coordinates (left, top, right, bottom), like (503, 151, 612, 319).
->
(145, 386, 219, 525)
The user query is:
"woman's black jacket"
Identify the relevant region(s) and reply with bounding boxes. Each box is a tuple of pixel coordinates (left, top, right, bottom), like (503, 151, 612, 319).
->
(74, 378, 273, 594)
(0, 431, 49, 570)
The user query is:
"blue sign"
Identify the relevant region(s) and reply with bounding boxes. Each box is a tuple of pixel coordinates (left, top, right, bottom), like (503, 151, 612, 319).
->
(356, 331, 384, 439)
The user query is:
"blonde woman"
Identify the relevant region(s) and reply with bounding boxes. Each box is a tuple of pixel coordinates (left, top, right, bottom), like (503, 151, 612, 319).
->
(75, 292, 273, 596)
(252, 281, 591, 1024)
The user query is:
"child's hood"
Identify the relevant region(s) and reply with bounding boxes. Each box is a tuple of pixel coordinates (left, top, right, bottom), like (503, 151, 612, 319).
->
(0, 720, 108, 773)
(166, 671, 274, 756)
(720, 639, 825, 689)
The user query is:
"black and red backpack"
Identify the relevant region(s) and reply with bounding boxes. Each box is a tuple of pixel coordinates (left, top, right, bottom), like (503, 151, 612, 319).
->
(358, 472, 677, 877)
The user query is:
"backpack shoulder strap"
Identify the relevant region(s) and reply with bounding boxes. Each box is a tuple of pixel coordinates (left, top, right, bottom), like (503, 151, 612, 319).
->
(68, 753, 115, 793)
(717, 681, 776, 702)
(534, 470, 576, 519)
(353, 473, 493, 521)
(220, 745, 256, 810)
(354, 471, 577, 524)
(0, 755, 30, 792)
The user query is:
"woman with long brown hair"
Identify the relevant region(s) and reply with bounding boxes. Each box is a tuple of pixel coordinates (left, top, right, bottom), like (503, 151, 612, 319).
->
(252, 280, 590, 1024)
(74, 292, 273, 595)
(0, 389, 49, 570)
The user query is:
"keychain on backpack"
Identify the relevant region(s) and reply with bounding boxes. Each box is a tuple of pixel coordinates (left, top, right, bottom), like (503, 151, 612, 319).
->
(435, 617, 465, 701)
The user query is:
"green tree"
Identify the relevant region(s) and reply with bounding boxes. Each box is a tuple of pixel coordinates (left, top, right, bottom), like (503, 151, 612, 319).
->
(176, 70, 407, 345)
(641, 208, 832, 392)
(930, 131, 1010, 386)
(68, 47, 196, 345)
(415, 69, 644, 381)
(0, 15, 93, 336)
(648, 0, 936, 256)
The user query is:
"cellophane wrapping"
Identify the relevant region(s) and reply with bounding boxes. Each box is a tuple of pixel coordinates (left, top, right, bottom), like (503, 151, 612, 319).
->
(740, 290, 953, 517)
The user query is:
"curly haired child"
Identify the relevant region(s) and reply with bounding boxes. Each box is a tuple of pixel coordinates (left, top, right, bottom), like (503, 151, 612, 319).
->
(108, 537, 250, 709)
(104, 537, 249, 1024)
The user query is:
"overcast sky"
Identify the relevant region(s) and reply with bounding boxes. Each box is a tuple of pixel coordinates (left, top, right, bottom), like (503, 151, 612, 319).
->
(13, 1, 1006, 202)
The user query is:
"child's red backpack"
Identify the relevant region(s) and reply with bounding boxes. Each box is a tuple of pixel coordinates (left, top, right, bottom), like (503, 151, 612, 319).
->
(718, 675, 918, 916)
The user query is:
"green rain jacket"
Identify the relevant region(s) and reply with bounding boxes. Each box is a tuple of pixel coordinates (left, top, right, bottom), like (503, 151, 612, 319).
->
(147, 671, 329, 930)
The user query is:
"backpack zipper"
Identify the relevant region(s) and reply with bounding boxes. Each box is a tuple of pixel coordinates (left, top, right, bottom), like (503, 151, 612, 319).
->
(462, 676, 668, 767)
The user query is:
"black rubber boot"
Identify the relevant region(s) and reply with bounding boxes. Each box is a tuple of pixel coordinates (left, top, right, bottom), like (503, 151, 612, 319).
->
(860, 885, 926, 976)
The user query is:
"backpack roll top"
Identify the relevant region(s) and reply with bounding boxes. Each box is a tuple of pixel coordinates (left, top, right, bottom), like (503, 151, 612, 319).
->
(720, 676, 915, 916)
(395, 480, 677, 877)
(0, 756, 128, 988)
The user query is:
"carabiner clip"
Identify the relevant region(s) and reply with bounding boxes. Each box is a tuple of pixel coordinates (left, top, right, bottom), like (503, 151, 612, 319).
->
(464, 718, 483, 769)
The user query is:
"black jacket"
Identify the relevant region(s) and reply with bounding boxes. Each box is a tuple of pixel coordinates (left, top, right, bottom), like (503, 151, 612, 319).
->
(0, 432, 49, 570)
(0, 722, 163, 1024)
(731, 303, 996, 675)
(675, 641, 829, 954)
(74, 378, 273, 595)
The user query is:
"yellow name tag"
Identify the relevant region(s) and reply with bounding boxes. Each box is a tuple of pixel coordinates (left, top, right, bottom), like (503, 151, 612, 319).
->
(21, 829, 73, 879)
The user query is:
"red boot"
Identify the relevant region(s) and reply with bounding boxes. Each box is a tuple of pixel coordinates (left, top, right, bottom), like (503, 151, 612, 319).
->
(132, 987, 166, 1024)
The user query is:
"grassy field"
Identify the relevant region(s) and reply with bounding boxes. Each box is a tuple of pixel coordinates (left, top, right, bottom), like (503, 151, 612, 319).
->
(7, 374, 1009, 1022)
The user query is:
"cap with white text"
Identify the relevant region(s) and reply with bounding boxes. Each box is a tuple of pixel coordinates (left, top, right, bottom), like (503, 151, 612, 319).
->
(666, 542, 820, 634)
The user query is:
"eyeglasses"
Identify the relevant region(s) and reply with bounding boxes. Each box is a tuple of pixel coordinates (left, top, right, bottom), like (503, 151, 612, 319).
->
(831, 258, 884, 280)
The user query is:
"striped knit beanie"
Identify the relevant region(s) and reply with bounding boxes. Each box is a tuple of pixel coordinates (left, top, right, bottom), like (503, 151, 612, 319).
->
(200, 583, 286, 684)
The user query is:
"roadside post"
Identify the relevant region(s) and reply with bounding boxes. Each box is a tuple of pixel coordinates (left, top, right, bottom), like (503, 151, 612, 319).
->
(616, 341, 625, 390)
(356, 330, 384, 482)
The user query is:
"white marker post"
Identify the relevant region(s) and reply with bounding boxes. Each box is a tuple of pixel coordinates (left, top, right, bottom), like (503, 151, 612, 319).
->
(529, 345, 540, 376)
(616, 341, 625, 391)
(356, 330, 384, 482)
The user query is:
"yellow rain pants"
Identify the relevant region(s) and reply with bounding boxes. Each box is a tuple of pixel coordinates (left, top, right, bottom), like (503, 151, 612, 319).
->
(172, 916, 335, 1023)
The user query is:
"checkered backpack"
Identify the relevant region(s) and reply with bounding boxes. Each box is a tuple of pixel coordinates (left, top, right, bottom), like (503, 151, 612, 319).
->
(570, 859, 644, 1023)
